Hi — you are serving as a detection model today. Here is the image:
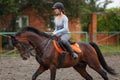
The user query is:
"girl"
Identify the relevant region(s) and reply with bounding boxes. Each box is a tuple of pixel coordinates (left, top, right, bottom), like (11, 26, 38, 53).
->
(52, 2, 78, 59)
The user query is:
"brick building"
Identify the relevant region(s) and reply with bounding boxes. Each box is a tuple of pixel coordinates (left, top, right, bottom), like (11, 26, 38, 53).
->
(0, 8, 81, 32)
(0, 8, 118, 45)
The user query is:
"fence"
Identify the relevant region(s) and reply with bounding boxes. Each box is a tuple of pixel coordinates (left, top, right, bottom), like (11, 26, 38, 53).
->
(0, 31, 120, 55)
(0, 32, 88, 54)
(0, 32, 15, 54)
(94, 32, 120, 54)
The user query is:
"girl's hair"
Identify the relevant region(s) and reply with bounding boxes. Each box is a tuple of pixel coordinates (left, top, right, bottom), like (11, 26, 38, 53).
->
(57, 8, 65, 14)
(62, 10, 65, 14)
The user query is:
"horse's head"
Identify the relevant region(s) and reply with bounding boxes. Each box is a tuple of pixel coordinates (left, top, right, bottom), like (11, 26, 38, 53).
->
(8, 34, 36, 60)
(8, 26, 52, 60)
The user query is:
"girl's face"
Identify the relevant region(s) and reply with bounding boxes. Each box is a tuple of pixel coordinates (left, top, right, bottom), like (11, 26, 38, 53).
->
(53, 8, 61, 15)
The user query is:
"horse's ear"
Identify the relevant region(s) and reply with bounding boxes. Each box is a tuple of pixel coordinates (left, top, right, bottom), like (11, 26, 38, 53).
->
(8, 35, 15, 39)
(8, 35, 17, 47)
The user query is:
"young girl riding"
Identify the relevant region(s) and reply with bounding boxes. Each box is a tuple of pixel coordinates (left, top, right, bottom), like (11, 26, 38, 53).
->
(52, 2, 78, 59)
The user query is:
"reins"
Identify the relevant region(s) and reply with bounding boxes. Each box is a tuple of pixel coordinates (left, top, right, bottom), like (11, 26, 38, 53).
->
(16, 40, 36, 56)
(13, 27, 62, 57)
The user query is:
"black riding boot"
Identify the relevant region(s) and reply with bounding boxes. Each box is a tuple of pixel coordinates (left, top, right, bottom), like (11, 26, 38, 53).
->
(62, 41, 78, 59)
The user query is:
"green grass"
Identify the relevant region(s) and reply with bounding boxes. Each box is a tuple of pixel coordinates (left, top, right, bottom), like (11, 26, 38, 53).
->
(99, 45, 120, 54)
(0, 53, 19, 57)
(0, 45, 120, 57)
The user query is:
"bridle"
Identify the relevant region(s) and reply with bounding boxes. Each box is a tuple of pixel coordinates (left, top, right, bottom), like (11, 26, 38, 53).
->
(18, 41, 36, 56)
(9, 34, 61, 58)
(10, 37, 36, 57)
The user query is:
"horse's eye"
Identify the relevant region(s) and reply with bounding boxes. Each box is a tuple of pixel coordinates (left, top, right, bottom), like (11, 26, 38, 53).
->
(15, 43, 22, 49)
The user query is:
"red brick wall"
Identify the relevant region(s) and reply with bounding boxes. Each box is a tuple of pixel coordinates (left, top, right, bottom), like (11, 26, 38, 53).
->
(0, 14, 13, 29)
(69, 18, 81, 42)
(80, 33, 118, 45)
(0, 8, 47, 31)
(0, 8, 81, 32)
(96, 34, 118, 45)
(0, 8, 118, 45)
(22, 8, 46, 31)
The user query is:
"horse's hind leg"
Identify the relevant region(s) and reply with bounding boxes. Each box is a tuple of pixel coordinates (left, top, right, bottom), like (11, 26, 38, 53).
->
(88, 64, 108, 80)
(32, 65, 47, 80)
(73, 62, 93, 80)
(87, 57, 108, 80)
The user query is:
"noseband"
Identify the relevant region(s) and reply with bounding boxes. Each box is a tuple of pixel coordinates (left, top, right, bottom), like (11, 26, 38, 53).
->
(12, 38, 36, 56)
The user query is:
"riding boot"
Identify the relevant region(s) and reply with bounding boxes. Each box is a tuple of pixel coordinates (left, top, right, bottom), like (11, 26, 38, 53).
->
(62, 41, 78, 59)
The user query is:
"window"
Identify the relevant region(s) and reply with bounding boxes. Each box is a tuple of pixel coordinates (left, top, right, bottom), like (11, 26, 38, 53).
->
(16, 16, 29, 29)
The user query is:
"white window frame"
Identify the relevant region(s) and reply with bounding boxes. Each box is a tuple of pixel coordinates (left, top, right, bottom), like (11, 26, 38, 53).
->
(16, 16, 29, 28)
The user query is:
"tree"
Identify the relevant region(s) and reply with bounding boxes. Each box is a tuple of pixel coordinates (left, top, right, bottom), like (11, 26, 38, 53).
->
(98, 8, 120, 31)
(0, 0, 47, 31)
(81, 0, 112, 31)
(0, 0, 112, 31)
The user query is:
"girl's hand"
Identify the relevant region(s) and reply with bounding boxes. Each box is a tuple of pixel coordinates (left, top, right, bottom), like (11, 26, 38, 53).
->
(52, 34, 59, 37)
(52, 34, 61, 41)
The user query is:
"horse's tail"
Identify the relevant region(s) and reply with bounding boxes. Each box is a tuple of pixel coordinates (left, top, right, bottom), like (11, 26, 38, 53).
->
(89, 41, 117, 75)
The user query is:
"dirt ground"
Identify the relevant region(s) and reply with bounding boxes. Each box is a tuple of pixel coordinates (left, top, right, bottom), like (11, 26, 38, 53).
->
(0, 54, 120, 80)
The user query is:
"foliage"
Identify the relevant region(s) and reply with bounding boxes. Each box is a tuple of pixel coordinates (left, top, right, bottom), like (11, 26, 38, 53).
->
(99, 45, 120, 54)
(0, 0, 114, 31)
(97, 8, 120, 31)
(0, 0, 49, 31)
(0, 0, 18, 15)
(80, 0, 112, 31)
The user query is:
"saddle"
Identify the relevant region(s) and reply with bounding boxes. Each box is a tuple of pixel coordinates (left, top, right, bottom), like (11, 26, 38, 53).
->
(53, 40, 82, 54)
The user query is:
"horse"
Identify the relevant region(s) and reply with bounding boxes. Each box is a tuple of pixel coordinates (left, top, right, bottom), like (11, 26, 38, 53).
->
(8, 26, 116, 80)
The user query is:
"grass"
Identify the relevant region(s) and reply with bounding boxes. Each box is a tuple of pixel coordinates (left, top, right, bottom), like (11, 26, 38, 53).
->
(0, 45, 120, 57)
(99, 45, 120, 54)
(0, 53, 19, 57)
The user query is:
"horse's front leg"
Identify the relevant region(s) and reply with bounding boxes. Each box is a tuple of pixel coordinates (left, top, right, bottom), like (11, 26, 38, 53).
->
(32, 65, 47, 80)
(50, 64, 57, 80)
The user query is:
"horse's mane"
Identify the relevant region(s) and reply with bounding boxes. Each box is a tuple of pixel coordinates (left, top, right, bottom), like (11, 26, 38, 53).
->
(15, 26, 51, 38)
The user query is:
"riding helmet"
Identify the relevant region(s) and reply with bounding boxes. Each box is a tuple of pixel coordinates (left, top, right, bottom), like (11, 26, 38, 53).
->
(52, 2, 64, 10)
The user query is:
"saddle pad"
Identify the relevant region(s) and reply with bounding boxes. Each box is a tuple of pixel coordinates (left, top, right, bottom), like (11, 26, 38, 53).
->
(53, 40, 81, 54)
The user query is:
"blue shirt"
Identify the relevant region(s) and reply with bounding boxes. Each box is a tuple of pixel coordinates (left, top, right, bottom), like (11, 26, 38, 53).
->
(53, 15, 70, 36)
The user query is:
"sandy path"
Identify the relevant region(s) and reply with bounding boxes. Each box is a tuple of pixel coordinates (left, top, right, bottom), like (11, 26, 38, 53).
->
(0, 54, 120, 80)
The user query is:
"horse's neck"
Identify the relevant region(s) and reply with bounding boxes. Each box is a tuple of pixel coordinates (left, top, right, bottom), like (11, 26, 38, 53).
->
(26, 34, 51, 52)
(28, 36, 47, 46)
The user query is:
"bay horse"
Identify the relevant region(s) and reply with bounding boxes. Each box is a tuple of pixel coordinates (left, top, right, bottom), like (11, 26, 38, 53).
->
(8, 26, 116, 80)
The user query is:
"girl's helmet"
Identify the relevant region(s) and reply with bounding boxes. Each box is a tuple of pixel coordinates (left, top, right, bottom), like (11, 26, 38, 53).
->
(52, 2, 64, 10)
